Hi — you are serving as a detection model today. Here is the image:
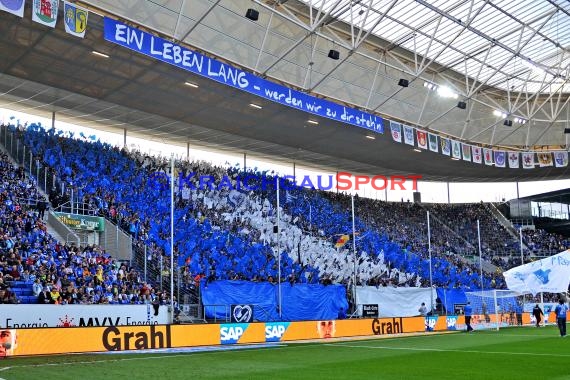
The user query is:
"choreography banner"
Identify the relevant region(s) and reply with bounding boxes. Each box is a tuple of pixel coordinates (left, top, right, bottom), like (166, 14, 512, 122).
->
(103, 18, 383, 134)
(503, 250, 570, 295)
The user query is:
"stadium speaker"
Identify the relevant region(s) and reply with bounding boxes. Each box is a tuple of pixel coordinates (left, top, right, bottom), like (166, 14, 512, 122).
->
(457, 101, 467, 110)
(245, 8, 259, 21)
(398, 78, 409, 87)
(273, 225, 278, 233)
(413, 191, 421, 204)
(328, 49, 340, 60)
(503, 119, 513, 127)
(564, 127, 570, 134)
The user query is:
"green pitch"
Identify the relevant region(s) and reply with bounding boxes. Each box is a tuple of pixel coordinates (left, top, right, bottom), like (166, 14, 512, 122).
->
(1, 325, 569, 380)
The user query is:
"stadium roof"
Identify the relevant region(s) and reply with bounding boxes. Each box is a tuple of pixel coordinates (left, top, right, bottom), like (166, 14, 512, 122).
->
(0, 1, 569, 182)
(519, 187, 570, 204)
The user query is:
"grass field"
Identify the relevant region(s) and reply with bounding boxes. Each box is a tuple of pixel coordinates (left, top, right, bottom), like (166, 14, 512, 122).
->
(1, 325, 569, 380)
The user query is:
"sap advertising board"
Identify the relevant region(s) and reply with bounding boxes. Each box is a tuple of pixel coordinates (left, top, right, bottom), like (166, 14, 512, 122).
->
(103, 18, 384, 134)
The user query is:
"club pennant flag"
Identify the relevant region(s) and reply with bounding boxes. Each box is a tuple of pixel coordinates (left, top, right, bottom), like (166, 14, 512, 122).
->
(403, 125, 414, 146)
(390, 121, 402, 143)
(503, 249, 570, 296)
(522, 152, 535, 169)
(64, 1, 88, 38)
(537, 152, 553, 167)
(508, 152, 519, 169)
(416, 130, 427, 150)
(461, 143, 471, 161)
(471, 146, 482, 164)
(440, 138, 451, 156)
(32, 0, 59, 28)
(428, 133, 438, 152)
(494, 151, 506, 167)
(483, 148, 493, 166)
(334, 234, 350, 249)
(553, 151, 568, 168)
(451, 140, 461, 159)
(0, 0, 25, 17)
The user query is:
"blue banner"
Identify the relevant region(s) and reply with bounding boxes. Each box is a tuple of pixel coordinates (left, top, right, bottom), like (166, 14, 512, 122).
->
(201, 280, 347, 321)
(103, 17, 384, 134)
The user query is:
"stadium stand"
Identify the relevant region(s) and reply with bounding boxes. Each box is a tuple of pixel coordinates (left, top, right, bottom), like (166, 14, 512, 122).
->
(1, 121, 567, 311)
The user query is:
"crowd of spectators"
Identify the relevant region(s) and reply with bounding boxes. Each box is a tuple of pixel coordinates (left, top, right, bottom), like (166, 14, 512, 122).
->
(522, 228, 570, 255)
(0, 147, 170, 305)
(24, 122, 502, 290)
(2, 122, 566, 301)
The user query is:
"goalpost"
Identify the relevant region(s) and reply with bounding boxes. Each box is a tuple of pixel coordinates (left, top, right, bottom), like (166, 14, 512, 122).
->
(464, 290, 528, 331)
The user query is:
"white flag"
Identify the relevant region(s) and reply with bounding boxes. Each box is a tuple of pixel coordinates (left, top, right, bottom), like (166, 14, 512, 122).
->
(390, 121, 402, 143)
(522, 152, 535, 169)
(508, 152, 519, 169)
(503, 250, 570, 295)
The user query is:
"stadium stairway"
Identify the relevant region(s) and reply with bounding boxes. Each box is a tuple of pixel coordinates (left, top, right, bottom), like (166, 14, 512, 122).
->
(484, 202, 531, 252)
(10, 280, 37, 304)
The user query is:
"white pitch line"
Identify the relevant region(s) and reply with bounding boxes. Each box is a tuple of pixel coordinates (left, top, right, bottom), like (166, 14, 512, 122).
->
(327, 344, 570, 358)
(0, 345, 287, 372)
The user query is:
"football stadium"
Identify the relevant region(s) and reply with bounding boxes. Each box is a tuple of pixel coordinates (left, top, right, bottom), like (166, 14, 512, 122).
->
(0, 0, 569, 379)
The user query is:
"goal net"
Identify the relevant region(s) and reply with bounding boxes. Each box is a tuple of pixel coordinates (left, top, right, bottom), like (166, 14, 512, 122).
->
(464, 290, 528, 331)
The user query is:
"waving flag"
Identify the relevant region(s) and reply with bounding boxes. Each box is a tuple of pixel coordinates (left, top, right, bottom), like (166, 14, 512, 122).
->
(522, 152, 535, 169)
(508, 152, 519, 169)
(503, 250, 570, 295)
(390, 121, 402, 143)
(0, 0, 25, 17)
(440, 138, 451, 156)
(334, 234, 350, 249)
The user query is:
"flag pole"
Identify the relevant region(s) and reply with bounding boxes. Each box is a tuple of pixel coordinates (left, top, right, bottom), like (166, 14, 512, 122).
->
(170, 154, 175, 324)
(351, 195, 357, 315)
(277, 178, 282, 319)
(427, 211, 433, 314)
(520, 227, 525, 306)
(477, 219, 483, 290)
(519, 227, 524, 265)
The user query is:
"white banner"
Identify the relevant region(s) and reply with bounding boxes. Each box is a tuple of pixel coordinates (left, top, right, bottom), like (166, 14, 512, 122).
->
(0, 304, 170, 328)
(503, 250, 570, 296)
(355, 286, 435, 317)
